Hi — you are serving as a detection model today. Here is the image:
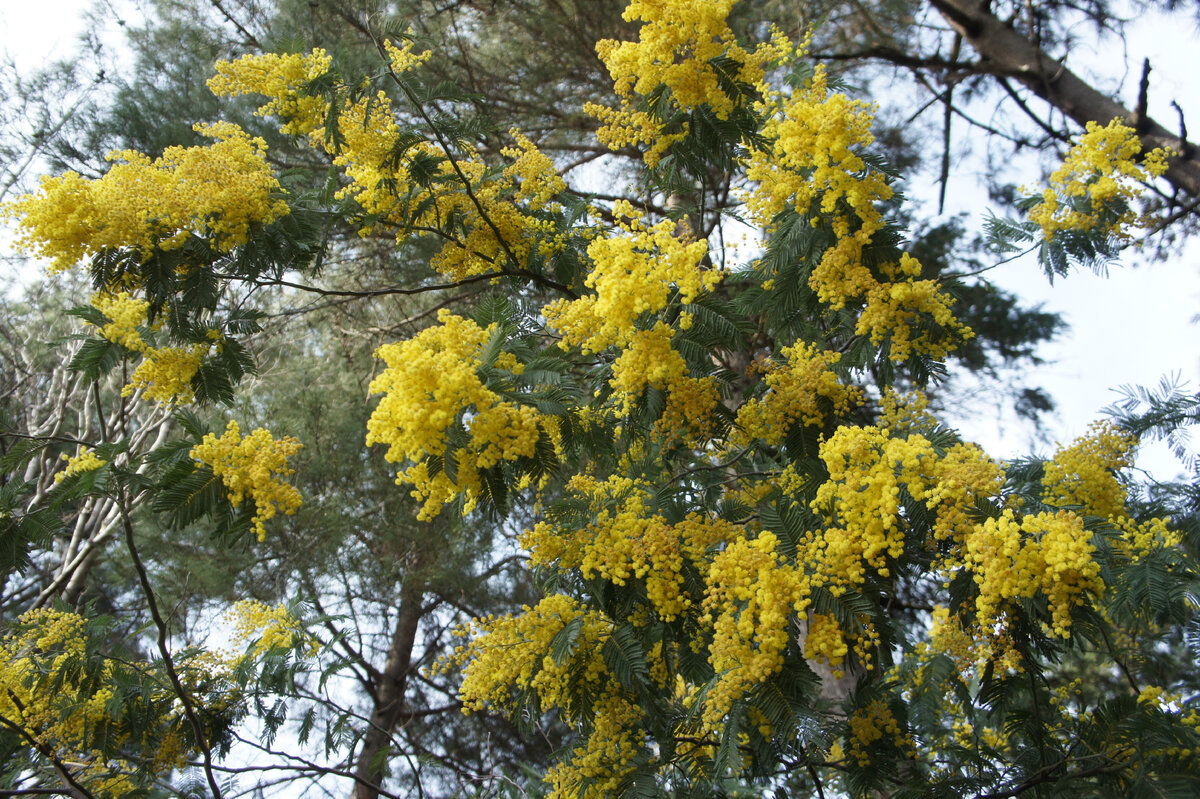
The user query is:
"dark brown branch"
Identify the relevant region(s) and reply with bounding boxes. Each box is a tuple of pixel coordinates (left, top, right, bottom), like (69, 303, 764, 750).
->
(928, 0, 1200, 197)
(118, 498, 224, 799)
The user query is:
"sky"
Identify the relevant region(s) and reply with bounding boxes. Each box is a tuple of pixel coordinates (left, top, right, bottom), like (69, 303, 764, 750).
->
(3, 0, 1200, 478)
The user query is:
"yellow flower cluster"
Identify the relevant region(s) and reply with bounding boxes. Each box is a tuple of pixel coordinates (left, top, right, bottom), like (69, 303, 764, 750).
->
(653, 374, 721, 446)
(702, 531, 810, 728)
(89, 290, 210, 405)
(0, 609, 219, 789)
(608, 322, 691, 415)
(1028, 118, 1171, 241)
(502, 128, 567, 206)
(125, 344, 208, 404)
(449, 595, 658, 799)
(367, 311, 547, 519)
(208, 49, 332, 135)
(91, 291, 151, 351)
(544, 688, 644, 799)
(55, 446, 105, 483)
(803, 612, 849, 676)
(733, 341, 863, 444)
(810, 426, 934, 586)
(963, 509, 1103, 638)
(585, 0, 792, 165)
(190, 420, 303, 541)
(522, 476, 740, 621)
(744, 70, 970, 360)
(225, 599, 316, 657)
(856, 278, 973, 362)
(543, 207, 716, 353)
(1042, 421, 1136, 519)
(5, 122, 288, 272)
(212, 46, 567, 283)
(847, 700, 910, 767)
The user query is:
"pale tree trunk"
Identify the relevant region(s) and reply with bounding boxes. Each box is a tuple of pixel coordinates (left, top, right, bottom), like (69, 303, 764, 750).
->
(928, 0, 1200, 196)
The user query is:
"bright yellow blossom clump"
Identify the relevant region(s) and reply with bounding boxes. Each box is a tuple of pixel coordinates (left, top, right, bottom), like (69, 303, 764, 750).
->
(91, 291, 151, 352)
(367, 310, 548, 519)
(1042, 420, 1137, 519)
(963, 509, 1103, 638)
(5, 122, 288, 272)
(208, 49, 332, 135)
(55, 446, 106, 483)
(702, 531, 811, 728)
(1028, 118, 1171, 241)
(190, 420, 303, 541)
(522, 477, 741, 621)
(847, 700, 910, 767)
(225, 600, 317, 658)
(125, 344, 207, 404)
(543, 206, 716, 353)
(585, 0, 793, 165)
(856, 277, 974, 362)
(88, 290, 210, 405)
(733, 341, 863, 444)
(0, 609, 219, 791)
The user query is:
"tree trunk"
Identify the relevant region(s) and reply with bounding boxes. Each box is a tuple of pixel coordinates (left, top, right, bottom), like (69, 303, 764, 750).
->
(928, 0, 1200, 197)
(352, 581, 424, 799)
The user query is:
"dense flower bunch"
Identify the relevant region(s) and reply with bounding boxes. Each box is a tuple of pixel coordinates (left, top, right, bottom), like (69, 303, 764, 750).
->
(210, 45, 567, 282)
(586, 0, 790, 163)
(1028, 118, 1171, 241)
(190, 420, 303, 541)
(89, 291, 212, 404)
(208, 49, 333, 135)
(225, 599, 317, 657)
(366, 310, 548, 519)
(732, 341, 863, 445)
(54, 447, 105, 484)
(4, 122, 289, 271)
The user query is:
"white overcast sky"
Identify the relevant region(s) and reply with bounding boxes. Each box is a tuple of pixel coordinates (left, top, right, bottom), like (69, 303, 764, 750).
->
(3, 0, 1200, 478)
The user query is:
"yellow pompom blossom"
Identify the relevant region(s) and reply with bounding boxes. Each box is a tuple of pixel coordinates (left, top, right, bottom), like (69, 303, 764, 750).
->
(383, 36, 433, 75)
(55, 446, 105, 483)
(586, 0, 792, 164)
(1028, 118, 1171, 241)
(543, 207, 716, 353)
(212, 47, 565, 283)
(501, 129, 567, 206)
(0, 609, 229, 790)
(91, 291, 151, 352)
(5, 122, 288, 272)
(367, 311, 549, 519)
(856, 277, 974, 362)
(803, 612, 850, 677)
(225, 600, 317, 658)
(125, 343, 208, 405)
(190, 420, 303, 541)
(448, 596, 648, 798)
(608, 322, 691, 415)
(810, 426, 934, 586)
(1041, 421, 1180, 559)
(653, 375, 722, 446)
(1042, 421, 1137, 519)
(847, 700, 911, 767)
(733, 341, 863, 445)
(522, 477, 741, 622)
(702, 531, 811, 728)
(963, 509, 1103, 638)
(208, 49, 332, 135)
(86, 289, 212, 405)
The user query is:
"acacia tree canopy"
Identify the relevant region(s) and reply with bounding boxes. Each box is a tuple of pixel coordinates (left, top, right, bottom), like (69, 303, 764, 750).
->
(1, 1, 1199, 798)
